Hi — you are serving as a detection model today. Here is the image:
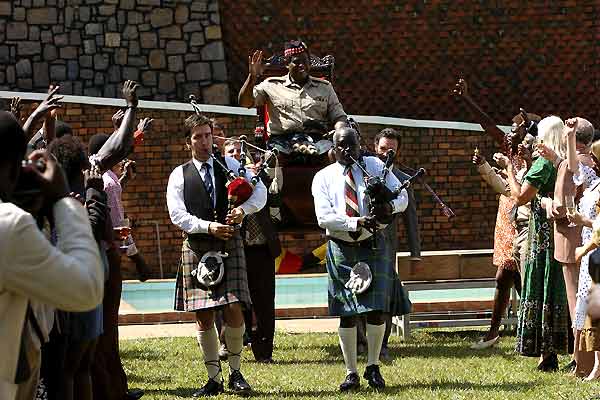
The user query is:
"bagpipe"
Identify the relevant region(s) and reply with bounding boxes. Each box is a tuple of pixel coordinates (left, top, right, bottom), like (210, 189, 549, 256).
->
(189, 95, 278, 212)
(343, 149, 426, 249)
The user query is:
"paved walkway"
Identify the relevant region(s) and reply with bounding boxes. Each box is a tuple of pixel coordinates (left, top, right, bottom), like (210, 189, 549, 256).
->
(119, 318, 339, 340)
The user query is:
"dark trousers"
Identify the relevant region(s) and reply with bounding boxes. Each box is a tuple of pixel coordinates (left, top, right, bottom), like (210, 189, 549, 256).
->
(243, 244, 276, 360)
(92, 247, 128, 400)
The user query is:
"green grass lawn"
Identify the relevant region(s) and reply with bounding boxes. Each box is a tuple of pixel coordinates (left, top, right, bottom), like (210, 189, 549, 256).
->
(121, 328, 600, 399)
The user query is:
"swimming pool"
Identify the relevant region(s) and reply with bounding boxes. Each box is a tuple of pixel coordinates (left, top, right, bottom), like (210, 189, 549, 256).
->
(121, 275, 498, 313)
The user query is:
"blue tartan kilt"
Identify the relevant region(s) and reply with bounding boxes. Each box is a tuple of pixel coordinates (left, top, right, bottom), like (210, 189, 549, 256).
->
(326, 234, 411, 317)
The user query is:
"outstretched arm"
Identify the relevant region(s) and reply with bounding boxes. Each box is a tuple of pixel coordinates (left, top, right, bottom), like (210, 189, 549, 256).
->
(453, 78, 506, 150)
(238, 50, 265, 108)
(22, 86, 63, 140)
(92, 80, 138, 172)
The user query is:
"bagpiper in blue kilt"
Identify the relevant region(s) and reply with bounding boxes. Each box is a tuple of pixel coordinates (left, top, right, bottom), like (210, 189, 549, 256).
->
(166, 114, 266, 397)
(312, 127, 409, 392)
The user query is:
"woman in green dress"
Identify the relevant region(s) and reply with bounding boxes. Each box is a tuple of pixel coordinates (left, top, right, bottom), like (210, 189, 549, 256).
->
(505, 115, 570, 371)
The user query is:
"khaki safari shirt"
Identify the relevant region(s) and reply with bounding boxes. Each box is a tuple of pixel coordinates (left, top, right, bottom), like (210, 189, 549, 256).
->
(253, 74, 347, 136)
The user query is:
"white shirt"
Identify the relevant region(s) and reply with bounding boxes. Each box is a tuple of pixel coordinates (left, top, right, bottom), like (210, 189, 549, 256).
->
(311, 156, 408, 242)
(166, 155, 267, 234)
(0, 198, 103, 394)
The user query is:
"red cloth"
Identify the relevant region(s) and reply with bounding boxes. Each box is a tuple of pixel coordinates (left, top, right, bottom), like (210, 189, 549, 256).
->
(227, 177, 254, 207)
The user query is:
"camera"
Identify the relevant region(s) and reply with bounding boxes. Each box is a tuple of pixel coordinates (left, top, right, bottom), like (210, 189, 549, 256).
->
(13, 159, 47, 212)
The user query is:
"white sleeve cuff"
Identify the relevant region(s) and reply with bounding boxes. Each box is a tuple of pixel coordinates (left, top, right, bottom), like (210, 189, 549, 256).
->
(347, 217, 359, 231)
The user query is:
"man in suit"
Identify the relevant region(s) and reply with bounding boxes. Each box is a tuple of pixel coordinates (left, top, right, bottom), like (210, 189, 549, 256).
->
(223, 138, 282, 363)
(373, 128, 420, 361)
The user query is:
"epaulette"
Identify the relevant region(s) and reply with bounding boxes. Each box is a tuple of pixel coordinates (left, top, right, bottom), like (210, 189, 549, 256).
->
(264, 76, 286, 83)
(309, 76, 332, 85)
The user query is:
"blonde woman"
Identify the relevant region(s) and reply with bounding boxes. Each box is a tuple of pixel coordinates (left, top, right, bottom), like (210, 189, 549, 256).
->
(506, 116, 569, 371)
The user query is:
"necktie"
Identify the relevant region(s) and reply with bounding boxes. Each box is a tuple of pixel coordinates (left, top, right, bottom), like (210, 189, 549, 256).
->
(201, 163, 215, 207)
(345, 166, 362, 240)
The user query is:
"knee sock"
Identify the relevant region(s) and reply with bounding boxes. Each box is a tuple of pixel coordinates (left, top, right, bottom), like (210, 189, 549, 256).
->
(197, 327, 223, 383)
(366, 323, 385, 366)
(224, 324, 245, 373)
(338, 327, 358, 375)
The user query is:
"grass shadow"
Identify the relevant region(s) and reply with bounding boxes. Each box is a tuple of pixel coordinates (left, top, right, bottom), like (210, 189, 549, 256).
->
(120, 347, 165, 361)
(389, 379, 537, 392)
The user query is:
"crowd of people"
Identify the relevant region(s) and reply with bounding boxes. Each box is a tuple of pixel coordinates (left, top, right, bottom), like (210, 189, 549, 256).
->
(456, 78, 600, 378)
(5, 37, 600, 400)
(1, 81, 151, 400)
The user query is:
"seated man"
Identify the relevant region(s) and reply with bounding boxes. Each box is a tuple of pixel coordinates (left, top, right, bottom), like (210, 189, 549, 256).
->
(238, 41, 348, 155)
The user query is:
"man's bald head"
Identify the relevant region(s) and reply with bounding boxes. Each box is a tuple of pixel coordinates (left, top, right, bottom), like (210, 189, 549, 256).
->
(575, 117, 594, 146)
(333, 127, 360, 166)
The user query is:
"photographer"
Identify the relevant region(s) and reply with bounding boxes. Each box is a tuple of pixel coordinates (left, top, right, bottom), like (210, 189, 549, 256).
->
(0, 112, 103, 400)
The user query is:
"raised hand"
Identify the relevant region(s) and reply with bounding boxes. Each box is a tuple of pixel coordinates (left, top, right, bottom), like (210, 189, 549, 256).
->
(564, 117, 578, 138)
(122, 159, 136, 180)
(84, 166, 104, 192)
(518, 143, 532, 166)
(248, 50, 265, 79)
(536, 143, 558, 163)
(137, 117, 153, 133)
(492, 153, 509, 169)
(472, 154, 485, 166)
(36, 86, 63, 117)
(10, 97, 22, 120)
(122, 80, 139, 108)
(453, 78, 468, 97)
(112, 109, 125, 130)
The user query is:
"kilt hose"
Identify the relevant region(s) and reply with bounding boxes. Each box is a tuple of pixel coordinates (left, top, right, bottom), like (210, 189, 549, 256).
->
(175, 231, 252, 312)
(326, 234, 409, 317)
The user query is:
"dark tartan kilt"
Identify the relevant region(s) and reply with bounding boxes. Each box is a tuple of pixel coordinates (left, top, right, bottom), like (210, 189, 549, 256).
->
(174, 231, 252, 312)
(326, 234, 406, 317)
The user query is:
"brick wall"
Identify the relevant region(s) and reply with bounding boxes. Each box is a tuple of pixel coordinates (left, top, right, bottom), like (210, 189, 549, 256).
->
(0, 0, 229, 104)
(13, 99, 498, 279)
(220, 1, 600, 125)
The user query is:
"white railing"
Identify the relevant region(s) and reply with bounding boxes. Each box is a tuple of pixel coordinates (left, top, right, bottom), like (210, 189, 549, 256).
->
(0, 90, 511, 132)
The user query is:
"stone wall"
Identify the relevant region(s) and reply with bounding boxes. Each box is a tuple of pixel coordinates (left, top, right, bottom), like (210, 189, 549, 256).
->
(0, 0, 229, 104)
(9, 98, 499, 280)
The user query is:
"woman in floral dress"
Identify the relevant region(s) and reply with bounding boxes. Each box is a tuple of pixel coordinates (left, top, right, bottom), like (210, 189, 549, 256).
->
(506, 116, 570, 371)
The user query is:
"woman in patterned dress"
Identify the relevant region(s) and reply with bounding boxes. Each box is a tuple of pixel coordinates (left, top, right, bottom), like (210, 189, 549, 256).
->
(568, 139, 600, 379)
(471, 151, 526, 349)
(506, 116, 570, 371)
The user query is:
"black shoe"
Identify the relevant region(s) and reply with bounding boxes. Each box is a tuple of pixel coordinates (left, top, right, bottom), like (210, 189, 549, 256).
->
(363, 364, 386, 389)
(537, 354, 559, 372)
(339, 372, 360, 392)
(228, 370, 252, 395)
(561, 359, 577, 373)
(125, 389, 145, 399)
(128, 253, 151, 282)
(192, 379, 224, 397)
